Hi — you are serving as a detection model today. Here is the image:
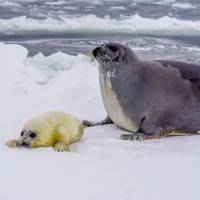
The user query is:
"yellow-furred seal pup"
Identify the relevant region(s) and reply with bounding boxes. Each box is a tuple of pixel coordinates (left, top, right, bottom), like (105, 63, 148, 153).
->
(6, 111, 84, 152)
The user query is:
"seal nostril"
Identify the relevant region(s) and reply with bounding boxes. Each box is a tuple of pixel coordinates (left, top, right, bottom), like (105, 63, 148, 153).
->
(21, 142, 28, 147)
(93, 47, 101, 57)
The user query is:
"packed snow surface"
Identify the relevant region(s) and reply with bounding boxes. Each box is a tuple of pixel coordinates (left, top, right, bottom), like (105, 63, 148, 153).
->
(1, 43, 200, 200)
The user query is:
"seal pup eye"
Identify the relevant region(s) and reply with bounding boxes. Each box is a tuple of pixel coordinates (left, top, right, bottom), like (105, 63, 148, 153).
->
(107, 45, 118, 52)
(21, 131, 24, 136)
(29, 132, 36, 138)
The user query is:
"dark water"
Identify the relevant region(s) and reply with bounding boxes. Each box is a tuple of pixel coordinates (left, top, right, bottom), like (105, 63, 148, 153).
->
(0, 0, 200, 62)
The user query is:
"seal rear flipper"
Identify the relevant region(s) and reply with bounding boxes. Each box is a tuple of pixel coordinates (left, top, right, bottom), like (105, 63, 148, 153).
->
(167, 132, 200, 136)
(82, 116, 113, 127)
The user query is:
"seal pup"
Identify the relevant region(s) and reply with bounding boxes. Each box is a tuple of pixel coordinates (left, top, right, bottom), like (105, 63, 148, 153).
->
(6, 111, 84, 151)
(83, 43, 200, 140)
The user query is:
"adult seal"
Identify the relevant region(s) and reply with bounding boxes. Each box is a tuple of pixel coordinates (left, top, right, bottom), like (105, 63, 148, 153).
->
(83, 43, 200, 140)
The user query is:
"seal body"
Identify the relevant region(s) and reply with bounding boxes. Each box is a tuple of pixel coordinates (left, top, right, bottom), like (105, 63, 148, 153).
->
(83, 43, 200, 140)
(99, 68, 138, 132)
(6, 111, 84, 151)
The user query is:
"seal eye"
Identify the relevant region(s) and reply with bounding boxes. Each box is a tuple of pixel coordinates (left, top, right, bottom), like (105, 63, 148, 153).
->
(107, 45, 118, 52)
(29, 132, 36, 138)
(21, 131, 24, 136)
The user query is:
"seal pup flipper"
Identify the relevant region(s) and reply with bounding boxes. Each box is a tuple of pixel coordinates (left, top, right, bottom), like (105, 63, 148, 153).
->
(53, 142, 69, 152)
(82, 116, 113, 127)
(6, 140, 18, 147)
(53, 126, 71, 152)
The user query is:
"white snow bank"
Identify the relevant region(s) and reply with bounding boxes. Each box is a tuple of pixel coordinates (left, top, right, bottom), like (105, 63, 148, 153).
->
(0, 42, 102, 133)
(172, 3, 196, 10)
(1, 14, 200, 35)
(108, 6, 127, 11)
(0, 43, 46, 96)
(0, 1, 21, 7)
(45, 1, 67, 6)
(0, 43, 200, 200)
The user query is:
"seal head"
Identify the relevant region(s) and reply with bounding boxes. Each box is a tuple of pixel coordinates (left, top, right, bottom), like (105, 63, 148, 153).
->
(92, 43, 138, 70)
(17, 129, 37, 148)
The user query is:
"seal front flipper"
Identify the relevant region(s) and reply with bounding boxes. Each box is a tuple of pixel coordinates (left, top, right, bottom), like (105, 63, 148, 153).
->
(120, 129, 166, 141)
(6, 140, 18, 147)
(120, 111, 177, 140)
(53, 142, 69, 152)
(82, 116, 113, 127)
(120, 132, 158, 140)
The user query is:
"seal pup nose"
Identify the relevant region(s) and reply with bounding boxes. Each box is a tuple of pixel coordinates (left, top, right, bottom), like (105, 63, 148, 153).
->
(21, 142, 29, 147)
(22, 142, 26, 146)
(93, 47, 101, 57)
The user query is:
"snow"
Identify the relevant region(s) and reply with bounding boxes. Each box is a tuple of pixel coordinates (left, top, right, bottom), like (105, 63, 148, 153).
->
(45, 1, 67, 6)
(1, 14, 200, 35)
(172, 3, 196, 10)
(0, 1, 21, 7)
(1, 43, 200, 200)
(108, 6, 127, 11)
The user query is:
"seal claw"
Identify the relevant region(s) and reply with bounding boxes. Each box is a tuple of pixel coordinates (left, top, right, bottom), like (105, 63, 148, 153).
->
(82, 120, 95, 127)
(120, 133, 158, 141)
(53, 142, 69, 152)
(82, 117, 113, 128)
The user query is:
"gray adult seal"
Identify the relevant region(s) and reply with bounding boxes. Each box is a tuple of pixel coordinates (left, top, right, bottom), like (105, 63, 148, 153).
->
(83, 43, 200, 140)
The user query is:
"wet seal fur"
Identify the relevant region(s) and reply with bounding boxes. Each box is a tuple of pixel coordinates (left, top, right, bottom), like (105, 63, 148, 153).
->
(6, 111, 84, 151)
(83, 43, 200, 140)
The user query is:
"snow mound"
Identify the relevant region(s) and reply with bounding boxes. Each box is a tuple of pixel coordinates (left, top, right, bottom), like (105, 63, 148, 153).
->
(0, 42, 103, 136)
